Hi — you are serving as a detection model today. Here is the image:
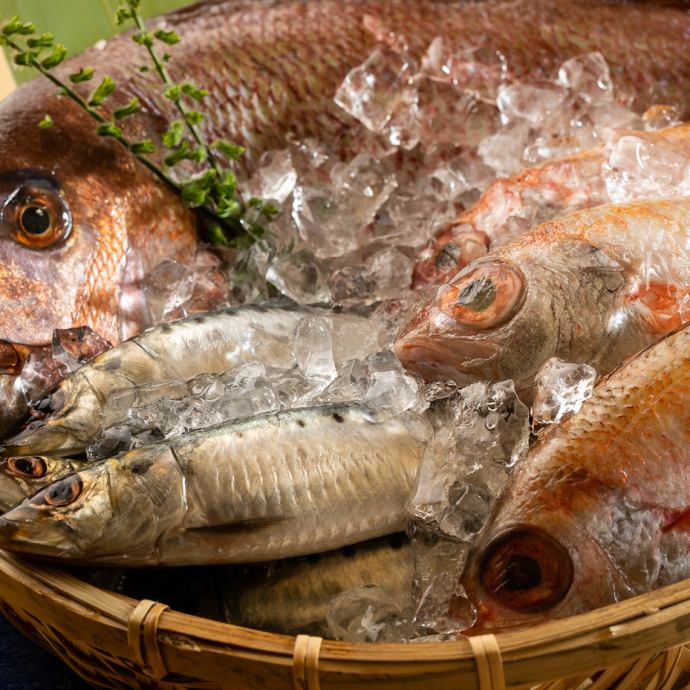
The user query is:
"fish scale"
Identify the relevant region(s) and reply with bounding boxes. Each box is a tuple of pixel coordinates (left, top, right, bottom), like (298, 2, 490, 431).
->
(462, 323, 690, 631)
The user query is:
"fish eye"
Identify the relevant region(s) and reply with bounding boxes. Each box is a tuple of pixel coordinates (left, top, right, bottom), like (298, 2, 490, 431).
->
(2, 182, 72, 249)
(439, 261, 524, 329)
(30, 473, 82, 508)
(478, 527, 573, 613)
(3, 456, 47, 479)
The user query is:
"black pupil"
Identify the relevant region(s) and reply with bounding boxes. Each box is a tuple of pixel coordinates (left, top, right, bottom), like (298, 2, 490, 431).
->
(15, 459, 33, 475)
(21, 205, 50, 235)
(48, 480, 71, 502)
(504, 555, 541, 592)
(457, 276, 496, 311)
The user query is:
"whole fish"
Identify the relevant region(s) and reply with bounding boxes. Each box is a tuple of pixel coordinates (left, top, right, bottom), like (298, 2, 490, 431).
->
(459, 323, 690, 632)
(396, 197, 690, 397)
(0, 404, 427, 565)
(224, 534, 412, 636)
(412, 123, 690, 287)
(0, 304, 372, 461)
(1, 1, 690, 431)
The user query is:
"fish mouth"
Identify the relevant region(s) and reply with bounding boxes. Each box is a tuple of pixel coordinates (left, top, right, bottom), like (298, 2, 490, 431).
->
(395, 335, 500, 384)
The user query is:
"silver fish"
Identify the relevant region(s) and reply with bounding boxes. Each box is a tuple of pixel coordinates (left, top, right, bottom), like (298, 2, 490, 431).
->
(224, 534, 412, 636)
(2, 304, 371, 459)
(0, 405, 428, 565)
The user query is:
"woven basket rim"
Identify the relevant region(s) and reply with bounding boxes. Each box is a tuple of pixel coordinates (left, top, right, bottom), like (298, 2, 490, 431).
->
(3, 546, 690, 689)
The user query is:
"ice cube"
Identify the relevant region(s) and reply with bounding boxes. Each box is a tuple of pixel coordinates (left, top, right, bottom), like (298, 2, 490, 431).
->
(362, 351, 425, 417)
(603, 135, 690, 203)
(51, 327, 111, 377)
(558, 52, 613, 105)
(375, 194, 456, 248)
(327, 586, 409, 642)
(407, 523, 476, 636)
(292, 316, 337, 381)
(334, 47, 421, 150)
(496, 82, 568, 126)
(532, 358, 596, 426)
(478, 121, 530, 175)
(266, 249, 331, 304)
(250, 149, 297, 203)
(642, 104, 681, 132)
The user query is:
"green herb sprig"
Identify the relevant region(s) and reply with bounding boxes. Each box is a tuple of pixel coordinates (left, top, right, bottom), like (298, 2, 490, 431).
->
(0, 2, 279, 247)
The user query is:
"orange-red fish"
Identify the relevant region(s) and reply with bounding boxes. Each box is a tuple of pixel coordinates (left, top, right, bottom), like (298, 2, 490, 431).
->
(396, 198, 690, 398)
(459, 323, 690, 631)
(413, 123, 690, 287)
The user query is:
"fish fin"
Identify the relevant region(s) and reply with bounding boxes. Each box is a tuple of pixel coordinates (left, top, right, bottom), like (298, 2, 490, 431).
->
(625, 282, 690, 334)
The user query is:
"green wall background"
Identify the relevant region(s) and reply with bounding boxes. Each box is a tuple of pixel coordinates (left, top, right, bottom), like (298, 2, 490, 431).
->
(0, 0, 190, 82)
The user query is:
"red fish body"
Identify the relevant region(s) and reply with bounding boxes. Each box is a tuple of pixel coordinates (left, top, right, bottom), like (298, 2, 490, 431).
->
(461, 323, 690, 631)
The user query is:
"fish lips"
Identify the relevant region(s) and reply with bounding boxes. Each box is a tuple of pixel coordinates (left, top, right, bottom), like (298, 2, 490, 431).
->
(395, 333, 501, 384)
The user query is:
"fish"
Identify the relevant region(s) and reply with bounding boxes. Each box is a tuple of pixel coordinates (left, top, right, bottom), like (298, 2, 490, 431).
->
(223, 534, 412, 636)
(0, 404, 428, 565)
(396, 197, 690, 398)
(1, 0, 690, 432)
(0, 304, 375, 512)
(458, 322, 690, 632)
(412, 123, 690, 287)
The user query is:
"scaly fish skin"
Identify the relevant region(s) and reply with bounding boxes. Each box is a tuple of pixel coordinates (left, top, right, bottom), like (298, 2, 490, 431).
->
(413, 123, 690, 287)
(396, 198, 690, 397)
(224, 534, 412, 636)
(460, 324, 690, 631)
(0, 405, 428, 565)
(1, 304, 348, 461)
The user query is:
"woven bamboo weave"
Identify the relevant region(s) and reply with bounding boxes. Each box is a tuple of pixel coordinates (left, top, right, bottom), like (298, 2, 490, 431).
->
(1, 550, 690, 689)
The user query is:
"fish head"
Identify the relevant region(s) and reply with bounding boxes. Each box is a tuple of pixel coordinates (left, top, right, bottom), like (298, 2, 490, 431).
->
(0, 81, 197, 433)
(0, 447, 185, 563)
(460, 514, 621, 632)
(395, 237, 626, 395)
(1, 375, 102, 458)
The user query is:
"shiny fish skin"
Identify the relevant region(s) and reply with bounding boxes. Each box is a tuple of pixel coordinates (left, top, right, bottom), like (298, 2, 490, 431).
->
(224, 534, 412, 636)
(0, 405, 427, 566)
(397, 198, 690, 398)
(2, 304, 353, 460)
(413, 123, 690, 287)
(461, 323, 690, 632)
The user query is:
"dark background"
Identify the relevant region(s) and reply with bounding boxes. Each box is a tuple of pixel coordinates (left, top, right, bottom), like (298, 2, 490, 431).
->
(0, 613, 95, 689)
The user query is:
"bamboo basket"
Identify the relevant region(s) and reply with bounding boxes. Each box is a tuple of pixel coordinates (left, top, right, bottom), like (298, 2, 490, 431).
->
(2, 549, 690, 689)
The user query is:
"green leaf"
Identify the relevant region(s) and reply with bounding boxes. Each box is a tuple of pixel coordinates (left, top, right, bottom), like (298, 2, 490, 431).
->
(205, 223, 230, 246)
(41, 43, 67, 69)
(181, 181, 208, 207)
(127, 0, 142, 8)
(2, 16, 23, 36)
(114, 97, 141, 120)
(133, 31, 154, 48)
(69, 66, 94, 83)
(162, 120, 185, 148)
(114, 8, 132, 25)
(216, 170, 237, 196)
(96, 122, 123, 138)
(164, 140, 191, 167)
(88, 76, 116, 106)
(181, 82, 209, 102)
(216, 197, 241, 219)
(186, 110, 203, 125)
(154, 29, 181, 45)
(212, 139, 245, 160)
(27, 33, 53, 49)
(13, 52, 37, 67)
(162, 53, 171, 63)
(16, 21, 36, 36)
(130, 140, 156, 155)
(163, 84, 181, 101)
(188, 147, 207, 164)
(138, 65, 149, 74)
(38, 114, 53, 129)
